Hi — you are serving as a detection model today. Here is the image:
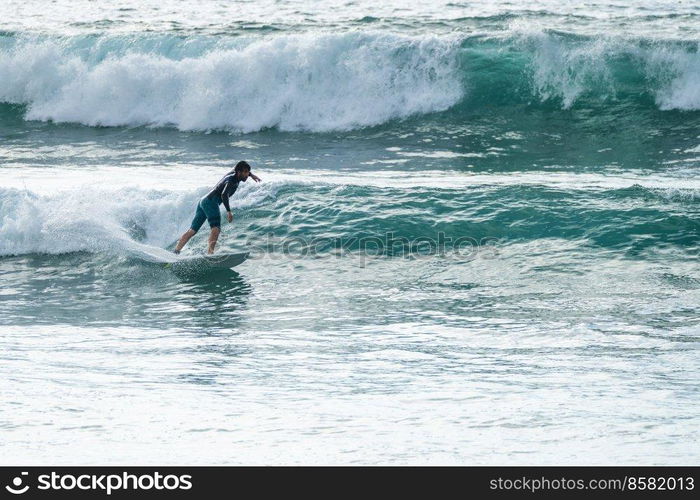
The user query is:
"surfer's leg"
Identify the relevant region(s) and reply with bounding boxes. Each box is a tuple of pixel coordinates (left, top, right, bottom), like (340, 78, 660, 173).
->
(174, 229, 196, 253)
(207, 227, 220, 254)
(175, 202, 206, 253)
(200, 197, 222, 254)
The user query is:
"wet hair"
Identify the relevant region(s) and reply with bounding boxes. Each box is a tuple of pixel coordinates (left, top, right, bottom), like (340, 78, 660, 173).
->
(234, 160, 251, 174)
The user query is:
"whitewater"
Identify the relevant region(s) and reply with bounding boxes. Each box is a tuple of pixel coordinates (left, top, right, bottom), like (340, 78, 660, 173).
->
(1, 0, 699, 465)
(1, 30, 699, 132)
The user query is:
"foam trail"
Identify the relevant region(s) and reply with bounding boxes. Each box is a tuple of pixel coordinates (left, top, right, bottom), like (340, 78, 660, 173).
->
(0, 182, 276, 257)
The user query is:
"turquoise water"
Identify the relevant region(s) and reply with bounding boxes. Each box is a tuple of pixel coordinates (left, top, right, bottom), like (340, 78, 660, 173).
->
(1, 0, 699, 464)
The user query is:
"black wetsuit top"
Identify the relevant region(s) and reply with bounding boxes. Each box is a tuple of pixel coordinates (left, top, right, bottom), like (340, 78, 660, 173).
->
(205, 171, 246, 212)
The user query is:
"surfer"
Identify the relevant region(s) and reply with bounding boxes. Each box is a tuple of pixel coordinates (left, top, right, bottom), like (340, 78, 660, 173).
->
(174, 161, 261, 254)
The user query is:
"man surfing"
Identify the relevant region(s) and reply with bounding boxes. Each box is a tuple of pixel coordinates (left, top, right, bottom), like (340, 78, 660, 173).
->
(174, 160, 261, 255)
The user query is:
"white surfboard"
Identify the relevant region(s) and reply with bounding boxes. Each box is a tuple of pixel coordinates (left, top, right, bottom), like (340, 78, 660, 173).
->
(165, 252, 249, 271)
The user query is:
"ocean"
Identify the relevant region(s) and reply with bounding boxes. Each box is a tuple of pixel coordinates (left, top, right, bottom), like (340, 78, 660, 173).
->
(1, 0, 699, 464)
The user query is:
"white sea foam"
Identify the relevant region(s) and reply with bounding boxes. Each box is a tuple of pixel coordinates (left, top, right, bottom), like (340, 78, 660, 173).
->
(1, 29, 698, 133)
(0, 32, 464, 132)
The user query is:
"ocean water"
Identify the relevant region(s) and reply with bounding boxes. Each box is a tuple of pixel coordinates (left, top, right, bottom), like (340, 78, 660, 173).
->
(1, 0, 699, 465)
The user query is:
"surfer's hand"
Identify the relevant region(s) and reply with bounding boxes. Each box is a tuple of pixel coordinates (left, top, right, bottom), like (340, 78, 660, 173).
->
(250, 173, 261, 183)
(227, 211, 233, 223)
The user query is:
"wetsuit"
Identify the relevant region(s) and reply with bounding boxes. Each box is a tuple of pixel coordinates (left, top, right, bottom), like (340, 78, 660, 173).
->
(190, 171, 246, 232)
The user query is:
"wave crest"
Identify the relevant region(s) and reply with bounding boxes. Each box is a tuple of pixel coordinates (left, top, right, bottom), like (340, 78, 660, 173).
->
(0, 32, 463, 132)
(1, 30, 699, 134)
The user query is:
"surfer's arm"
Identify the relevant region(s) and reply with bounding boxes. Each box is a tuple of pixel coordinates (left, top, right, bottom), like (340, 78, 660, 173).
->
(221, 182, 233, 213)
(250, 172, 261, 183)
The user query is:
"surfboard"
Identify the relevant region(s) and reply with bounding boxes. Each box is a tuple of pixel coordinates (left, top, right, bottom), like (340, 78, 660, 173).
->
(164, 252, 249, 272)
(123, 239, 248, 275)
